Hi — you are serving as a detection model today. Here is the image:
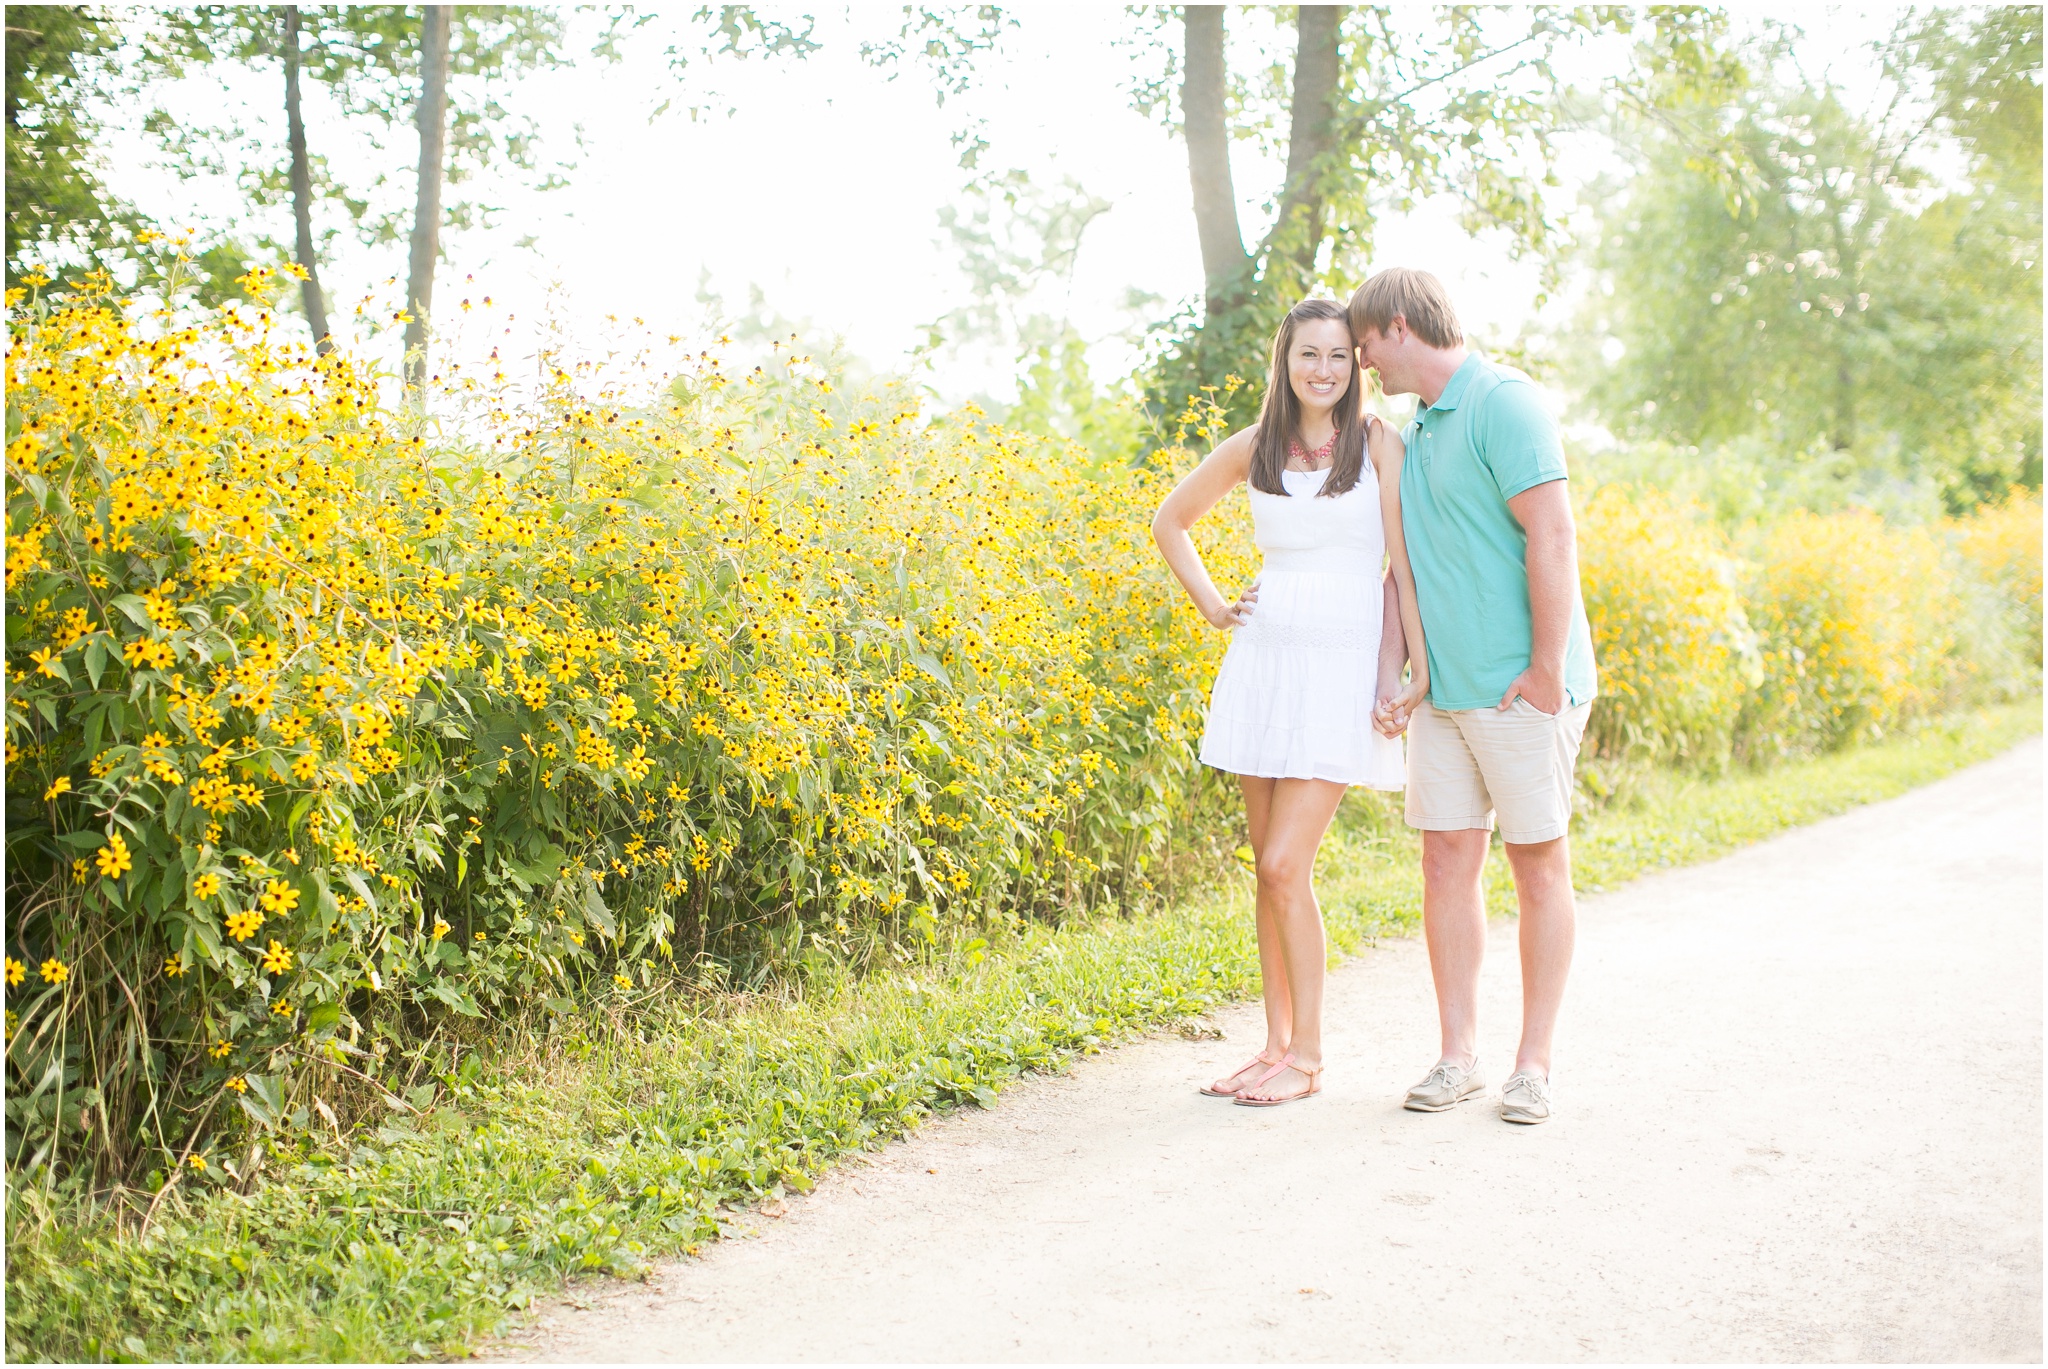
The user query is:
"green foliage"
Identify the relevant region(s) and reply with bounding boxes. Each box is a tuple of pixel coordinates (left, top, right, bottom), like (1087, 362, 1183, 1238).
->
(146, 6, 571, 261)
(1571, 11, 2043, 512)
(7, 698, 2036, 1362)
(1135, 7, 1744, 433)
(3, 5, 141, 287)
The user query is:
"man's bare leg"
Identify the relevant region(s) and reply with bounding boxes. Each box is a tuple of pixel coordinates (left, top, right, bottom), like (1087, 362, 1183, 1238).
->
(1503, 835, 1574, 1077)
(1421, 827, 1490, 1068)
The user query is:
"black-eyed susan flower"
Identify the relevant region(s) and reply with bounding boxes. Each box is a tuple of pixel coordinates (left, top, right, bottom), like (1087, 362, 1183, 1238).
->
(94, 833, 133, 880)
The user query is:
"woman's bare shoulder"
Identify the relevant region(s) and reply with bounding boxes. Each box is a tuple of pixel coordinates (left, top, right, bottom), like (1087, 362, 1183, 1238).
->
(1366, 413, 1407, 474)
(1204, 424, 1259, 471)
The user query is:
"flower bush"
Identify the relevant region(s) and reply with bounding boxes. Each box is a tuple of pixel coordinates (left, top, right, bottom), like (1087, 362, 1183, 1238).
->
(1577, 488, 2039, 767)
(1577, 485, 1759, 768)
(1952, 490, 2043, 667)
(1738, 509, 1965, 758)
(2, 265, 2037, 1189)
(1, 274, 1253, 1186)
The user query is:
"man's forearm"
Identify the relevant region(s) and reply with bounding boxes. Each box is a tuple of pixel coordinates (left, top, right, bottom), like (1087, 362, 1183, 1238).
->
(1525, 523, 1575, 680)
(1377, 570, 1407, 684)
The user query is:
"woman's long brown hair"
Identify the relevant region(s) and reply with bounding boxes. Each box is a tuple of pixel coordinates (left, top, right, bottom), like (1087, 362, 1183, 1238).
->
(1248, 297, 1364, 499)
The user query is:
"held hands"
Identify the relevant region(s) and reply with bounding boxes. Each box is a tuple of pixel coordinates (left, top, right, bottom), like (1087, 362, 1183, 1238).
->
(1498, 664, 1565, 715)
(1373, 672, 1427, 737)
(1205, 583, 1258, 630)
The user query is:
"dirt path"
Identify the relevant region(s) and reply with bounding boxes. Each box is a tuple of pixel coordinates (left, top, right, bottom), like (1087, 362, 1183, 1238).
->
(494, 740, 2042, 1362)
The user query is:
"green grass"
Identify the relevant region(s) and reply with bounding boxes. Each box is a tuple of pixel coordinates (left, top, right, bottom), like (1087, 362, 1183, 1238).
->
(6, 699, 2037, 1362)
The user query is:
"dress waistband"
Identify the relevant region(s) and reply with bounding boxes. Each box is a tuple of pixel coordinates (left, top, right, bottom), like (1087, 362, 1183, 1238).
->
(1258, 547, 1381, 578)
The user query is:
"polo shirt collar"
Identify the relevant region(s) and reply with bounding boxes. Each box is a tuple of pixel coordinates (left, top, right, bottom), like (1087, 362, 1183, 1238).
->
(1422, 351, 1484, 415)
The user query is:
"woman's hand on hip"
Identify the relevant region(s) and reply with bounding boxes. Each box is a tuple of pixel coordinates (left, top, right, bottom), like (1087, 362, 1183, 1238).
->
(1205, 583, 1257, 629)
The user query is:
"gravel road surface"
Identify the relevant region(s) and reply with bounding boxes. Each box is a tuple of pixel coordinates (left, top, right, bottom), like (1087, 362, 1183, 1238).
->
(494, 739, 2042, 1362)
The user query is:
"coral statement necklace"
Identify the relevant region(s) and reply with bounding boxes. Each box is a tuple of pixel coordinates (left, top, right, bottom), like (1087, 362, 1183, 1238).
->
(1287, 430, 1338, 471)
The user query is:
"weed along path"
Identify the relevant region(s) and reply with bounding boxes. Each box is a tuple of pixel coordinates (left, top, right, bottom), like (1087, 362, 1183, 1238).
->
(493, 740, 2042, 1363)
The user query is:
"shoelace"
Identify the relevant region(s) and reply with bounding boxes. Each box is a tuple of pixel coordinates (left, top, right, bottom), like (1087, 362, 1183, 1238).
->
(1421, 1063, 1463, 1090)
(1503, 1073, 1548, 1103)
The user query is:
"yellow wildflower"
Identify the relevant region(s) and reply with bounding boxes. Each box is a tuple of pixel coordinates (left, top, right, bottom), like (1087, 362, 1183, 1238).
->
(95, 833, 133, 879)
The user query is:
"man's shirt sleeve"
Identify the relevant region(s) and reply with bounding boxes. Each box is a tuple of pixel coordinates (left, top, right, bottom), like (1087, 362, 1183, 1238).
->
(1475, 378, 1567, 500)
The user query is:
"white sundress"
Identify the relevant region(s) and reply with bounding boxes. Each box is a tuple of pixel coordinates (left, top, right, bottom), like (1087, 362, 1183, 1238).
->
(1197, 453, 1405, 789)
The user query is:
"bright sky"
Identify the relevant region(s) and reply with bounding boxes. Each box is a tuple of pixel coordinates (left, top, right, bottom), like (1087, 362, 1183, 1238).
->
(99, 4, 1921, 408)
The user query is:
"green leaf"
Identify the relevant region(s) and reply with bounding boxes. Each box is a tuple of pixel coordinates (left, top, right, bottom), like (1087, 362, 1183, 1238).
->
(178, 909, 224, 964)
(82, 638, 107, 689)
(237, 1073, 284, 1128)
(581, 883, 618, 939)
(108, 594, 152, 629)
(343, 869, 380, 911)
(426, 982, 482, 1017)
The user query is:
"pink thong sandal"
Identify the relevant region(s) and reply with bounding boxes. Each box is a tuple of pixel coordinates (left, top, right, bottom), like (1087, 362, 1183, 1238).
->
(1233, 1052, 1323, 1107)
(1199, 1053, 1284, 1098)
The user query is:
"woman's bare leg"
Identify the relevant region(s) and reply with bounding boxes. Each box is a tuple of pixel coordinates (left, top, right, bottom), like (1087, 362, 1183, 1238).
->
(1238, 777, 1348, 1101)
(1209, 776, 1288, 1094)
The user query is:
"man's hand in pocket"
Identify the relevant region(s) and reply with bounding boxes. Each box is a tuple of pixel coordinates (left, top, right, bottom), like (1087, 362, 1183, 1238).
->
(1498, 665, 1565, 715)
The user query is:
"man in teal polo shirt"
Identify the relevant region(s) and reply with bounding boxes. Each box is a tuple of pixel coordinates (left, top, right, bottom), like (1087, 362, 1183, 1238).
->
(1351, 267, 1598, 1125)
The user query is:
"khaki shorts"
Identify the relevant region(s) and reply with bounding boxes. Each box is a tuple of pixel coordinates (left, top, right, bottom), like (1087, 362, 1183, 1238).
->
(1405, 698, 1592, 845)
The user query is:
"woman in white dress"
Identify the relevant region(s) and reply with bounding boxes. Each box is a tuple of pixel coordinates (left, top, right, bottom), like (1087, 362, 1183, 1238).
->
(1151, 297, 1428, 1107)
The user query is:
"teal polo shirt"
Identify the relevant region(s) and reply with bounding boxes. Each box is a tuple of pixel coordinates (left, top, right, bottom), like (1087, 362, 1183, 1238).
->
(1399, 353, 1598, 711)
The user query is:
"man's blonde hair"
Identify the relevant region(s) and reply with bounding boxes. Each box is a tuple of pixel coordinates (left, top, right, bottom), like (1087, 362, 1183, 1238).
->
(1348, 268, 1464, 349)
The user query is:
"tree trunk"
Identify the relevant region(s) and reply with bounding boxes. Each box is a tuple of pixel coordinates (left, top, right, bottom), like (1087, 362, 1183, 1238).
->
(1182, 6, 1247, 316)
(1261, 5, 1345, 289)
(282, 6, 331, 353)
(404, 5, 451, 387)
